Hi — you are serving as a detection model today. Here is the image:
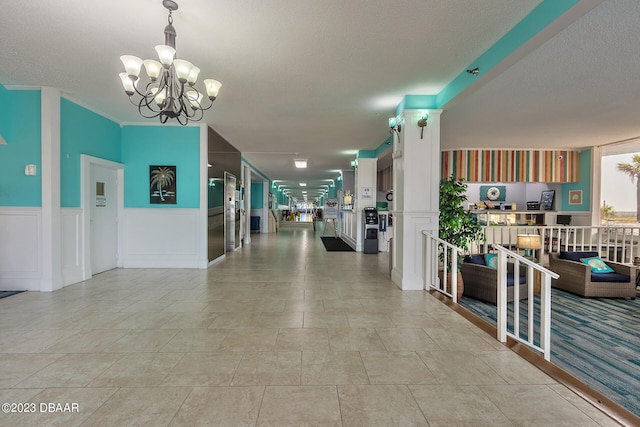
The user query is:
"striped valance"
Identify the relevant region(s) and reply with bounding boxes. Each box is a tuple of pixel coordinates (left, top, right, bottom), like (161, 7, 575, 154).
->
(441, 150, 580, 183)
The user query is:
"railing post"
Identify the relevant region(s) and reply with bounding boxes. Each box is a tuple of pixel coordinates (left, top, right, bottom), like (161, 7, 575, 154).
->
(496, 250, 507, 343)
(541, 272, 552, 360)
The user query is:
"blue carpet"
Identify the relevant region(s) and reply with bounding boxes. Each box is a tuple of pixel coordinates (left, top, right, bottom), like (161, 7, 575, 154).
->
(0, 291, 24, 299)
(459, 288, 640, 417)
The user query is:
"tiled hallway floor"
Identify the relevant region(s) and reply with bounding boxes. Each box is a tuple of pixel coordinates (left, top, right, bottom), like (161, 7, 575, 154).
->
(0, 227, 621, 426)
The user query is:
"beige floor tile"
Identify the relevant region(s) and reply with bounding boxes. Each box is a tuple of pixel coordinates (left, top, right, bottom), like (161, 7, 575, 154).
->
(159, 311, 217, 329)
(104, 329, 179, 352)
(418, 350, 508, 385)
(477, 350, 555, 385)
(0, 354, 64, 387)
(231, 351, 301, 386)
(301, 351, 369, 385)
(14, 353, 121, 388)
(159, 329, 227, 352)
(375, 327, 440, 351)
(257, 385, 341, 426)
(81, 386, 191, 427)
(43, 329, 127, 353)
(303, 312, 350, 328)
(170, 386, 265, 426)
(338, 384, 428, 426)
(547, 384, 622, 427)
(0, 329, 78, 353)
(346, 312, 395, 328)
(327, 328, 386, 351)
(361, 351, 438, 384)
(254, 312, 304, 328)
(409, 384, 513, 426)
(480, 384, 601, 425)
(88, 353, 183, 387)
(162, 352, 243, 386)
(1, 387, 118, 427)
(322, 298, 364, 312)
(275, 328, 330, 351)
(283, 300, 324, 312)
(217, 328, 279, 351)
(110, 312, 176, 329)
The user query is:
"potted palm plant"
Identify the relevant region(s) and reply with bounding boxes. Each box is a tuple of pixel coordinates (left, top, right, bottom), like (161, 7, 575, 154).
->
(438, 175, 484, 299)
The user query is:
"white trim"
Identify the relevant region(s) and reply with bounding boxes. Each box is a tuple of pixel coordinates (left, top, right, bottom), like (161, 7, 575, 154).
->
(0, 207, 43, 291)
(198, 123, 209, 268)
(80, 155, 125, 280)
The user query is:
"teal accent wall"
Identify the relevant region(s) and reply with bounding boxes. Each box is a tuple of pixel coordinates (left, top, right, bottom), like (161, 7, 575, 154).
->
(561, 149, 591, 212)
(121, 125, 200, 208)
(0, 86, 42, 207)
(251, 182, 263, 208)
(357, 150, 377, 159)
(60, 99, 121, 207)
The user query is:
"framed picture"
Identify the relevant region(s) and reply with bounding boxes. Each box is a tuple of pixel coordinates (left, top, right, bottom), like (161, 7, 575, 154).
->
(150, 165, 176, 204)
(539, 190, 555, 210)
(569, 190, 582, 205)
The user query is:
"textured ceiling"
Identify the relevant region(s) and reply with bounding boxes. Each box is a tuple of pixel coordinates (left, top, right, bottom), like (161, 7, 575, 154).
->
(2, 1, 637, 201)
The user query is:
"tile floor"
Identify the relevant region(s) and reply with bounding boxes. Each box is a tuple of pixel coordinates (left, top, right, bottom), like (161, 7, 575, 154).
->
(0, 227, 621, 426)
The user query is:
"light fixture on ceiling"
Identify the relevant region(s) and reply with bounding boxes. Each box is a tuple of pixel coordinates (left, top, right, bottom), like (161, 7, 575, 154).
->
(466, 67, 479, 76)
(294, 159, 308, 168)
(417, 112, 429, 140)
(119, 0, 222, 125)
(388, 117, 401, 135)
(299, 182, 307, 187)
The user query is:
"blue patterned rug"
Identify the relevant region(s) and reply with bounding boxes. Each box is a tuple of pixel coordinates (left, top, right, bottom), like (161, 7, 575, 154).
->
(459, 288, 640, 417)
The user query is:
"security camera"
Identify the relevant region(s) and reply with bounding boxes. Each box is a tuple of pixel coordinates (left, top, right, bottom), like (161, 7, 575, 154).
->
(557, 155, 563, 160)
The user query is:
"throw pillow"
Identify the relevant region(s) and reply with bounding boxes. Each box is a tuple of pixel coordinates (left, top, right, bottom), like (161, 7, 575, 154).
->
(485, 253, 498, 269)
(560, 251, 598, 262)
(464, 254, 486, 266)
(580, 257, 615, 274)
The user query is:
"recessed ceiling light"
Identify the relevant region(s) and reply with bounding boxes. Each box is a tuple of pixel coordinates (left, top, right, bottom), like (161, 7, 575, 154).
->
(299, 182, 307, 186)
(294, 159, 307, 168)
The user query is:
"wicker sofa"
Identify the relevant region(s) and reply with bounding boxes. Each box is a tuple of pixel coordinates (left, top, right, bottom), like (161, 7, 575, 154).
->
(548, 251, 635, 299)
(461, 254, 528, 305)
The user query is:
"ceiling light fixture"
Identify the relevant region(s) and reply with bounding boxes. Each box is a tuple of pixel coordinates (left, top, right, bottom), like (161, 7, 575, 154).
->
(119, 0, 222, 125)
(294, 159, 308, 168)
(299, 183, 307, 187)
(417, 112, 429, 140)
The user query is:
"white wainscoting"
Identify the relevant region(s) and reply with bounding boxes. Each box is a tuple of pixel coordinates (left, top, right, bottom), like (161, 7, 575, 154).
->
(0, 207, 42, 291)
(121, 208, 204, 268)
(61, 208, 84, 287)
(340, 210, 358, 250)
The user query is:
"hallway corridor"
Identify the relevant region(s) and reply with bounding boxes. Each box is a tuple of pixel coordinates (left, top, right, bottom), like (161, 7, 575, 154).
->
(0, 228, 620, 426)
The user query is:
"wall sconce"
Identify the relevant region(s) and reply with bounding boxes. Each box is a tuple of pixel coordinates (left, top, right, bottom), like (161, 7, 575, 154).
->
(388, 117, 401, 135)
(417, 112, 429, 140)
(350, 160, 357, 168)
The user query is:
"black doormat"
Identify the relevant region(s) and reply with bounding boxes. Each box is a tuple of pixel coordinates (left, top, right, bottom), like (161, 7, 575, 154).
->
(320, 236, 354, 252)
(0, 291, 24, 300)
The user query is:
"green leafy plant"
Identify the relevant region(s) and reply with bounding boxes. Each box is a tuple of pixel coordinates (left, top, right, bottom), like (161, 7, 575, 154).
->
(439, 175, 484, 270)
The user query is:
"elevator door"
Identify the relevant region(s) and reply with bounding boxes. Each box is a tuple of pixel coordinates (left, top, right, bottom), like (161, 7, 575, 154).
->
(225, 172, 236, 252)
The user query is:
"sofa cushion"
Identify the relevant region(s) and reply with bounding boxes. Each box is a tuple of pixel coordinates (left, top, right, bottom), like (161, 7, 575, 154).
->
(590, 272, 631, 283)
(560, 251, 598, 262)
(506, 272, 527, 286)
(485, 253, 498, 269)
(464, 254, 486, 266)
(580, 256, 614, 274)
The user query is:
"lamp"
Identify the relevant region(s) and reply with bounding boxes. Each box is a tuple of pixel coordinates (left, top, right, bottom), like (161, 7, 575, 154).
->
(389, 117, 401, 135)
(119, 0, 222, 125)
(417, 112, 429, 139)
(517, 234, 541, 262)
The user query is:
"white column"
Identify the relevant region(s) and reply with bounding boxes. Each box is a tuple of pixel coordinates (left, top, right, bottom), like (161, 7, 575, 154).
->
(244, 164, 251, 244)
(198, 123, 208, 268)
(354, 157, 377, 252)
(391, 109, 442, 290)
(40, 87, 62, 291)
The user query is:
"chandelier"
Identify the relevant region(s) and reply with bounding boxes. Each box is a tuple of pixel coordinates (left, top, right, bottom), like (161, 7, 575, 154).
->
(119, 0, 221, 125)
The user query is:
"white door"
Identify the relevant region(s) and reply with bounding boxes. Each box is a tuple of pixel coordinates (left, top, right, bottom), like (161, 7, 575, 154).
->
(90, 164, 118, 274)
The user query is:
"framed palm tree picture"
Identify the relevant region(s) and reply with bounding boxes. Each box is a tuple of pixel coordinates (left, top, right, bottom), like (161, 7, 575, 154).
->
(150, 165, 176, 204)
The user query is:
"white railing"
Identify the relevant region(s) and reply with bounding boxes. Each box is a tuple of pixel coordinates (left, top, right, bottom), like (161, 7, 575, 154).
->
(471, 225, 640, 264)
(494, 245, 559, 361)
(423, 231, 464, 303)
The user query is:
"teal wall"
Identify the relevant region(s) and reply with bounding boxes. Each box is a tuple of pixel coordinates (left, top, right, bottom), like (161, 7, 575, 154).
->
(60, 99, 121, 207)
(251, 182, 263, 208)
(561, 149, 591, 212)
(121, 126, 200, 208)
(0, 86, 42, 206)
